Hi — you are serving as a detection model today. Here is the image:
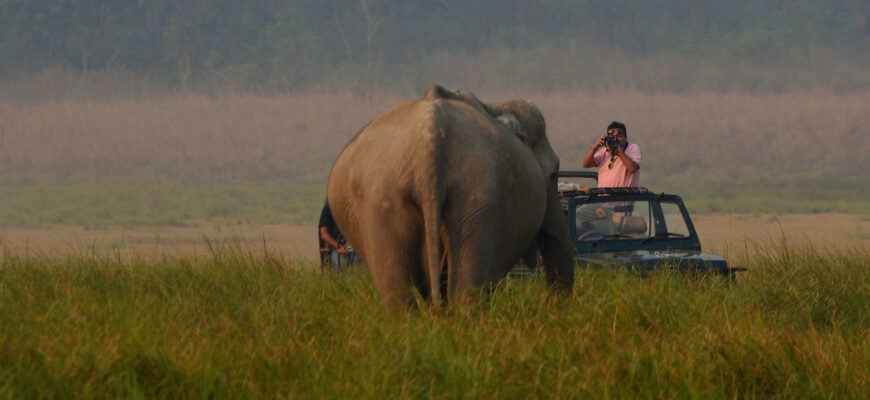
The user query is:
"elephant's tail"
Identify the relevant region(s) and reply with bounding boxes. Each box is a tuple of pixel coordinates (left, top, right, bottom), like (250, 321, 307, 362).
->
(420, 100, 449, 307)
(422, 193, 443, 306)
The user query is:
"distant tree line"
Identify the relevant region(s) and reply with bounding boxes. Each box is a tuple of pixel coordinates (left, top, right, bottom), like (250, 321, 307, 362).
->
(2, 0, 869, 91)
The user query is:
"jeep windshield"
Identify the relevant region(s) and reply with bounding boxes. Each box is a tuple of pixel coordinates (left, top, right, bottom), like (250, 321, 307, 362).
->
(570, 193, 699, 251)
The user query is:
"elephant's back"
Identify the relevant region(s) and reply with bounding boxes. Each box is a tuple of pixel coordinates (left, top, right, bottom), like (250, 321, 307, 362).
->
(331, 100, 440, 187)
(327, 96, 541, 220)
(328, 99, 442, 231)
(330, 98, 500, 192)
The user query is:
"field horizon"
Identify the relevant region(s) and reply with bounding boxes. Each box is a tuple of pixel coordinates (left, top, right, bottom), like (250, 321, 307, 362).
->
(1, 212, 869, 264)
(1, 87, 868, 230)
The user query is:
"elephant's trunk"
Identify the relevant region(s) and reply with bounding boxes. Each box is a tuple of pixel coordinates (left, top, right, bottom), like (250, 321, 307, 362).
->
(538, 191, 575, 290)
(540, 236, 575, 290)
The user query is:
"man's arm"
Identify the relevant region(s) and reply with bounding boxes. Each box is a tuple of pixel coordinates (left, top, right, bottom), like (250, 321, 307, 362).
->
(582, 135, 606, 168)
(614, 149, 639, 173)
(320, 227, 341, 249)
(615, 145, 640, 173)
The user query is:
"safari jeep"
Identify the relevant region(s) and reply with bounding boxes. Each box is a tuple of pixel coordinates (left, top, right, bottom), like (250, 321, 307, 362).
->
(543, 171, 746, 281)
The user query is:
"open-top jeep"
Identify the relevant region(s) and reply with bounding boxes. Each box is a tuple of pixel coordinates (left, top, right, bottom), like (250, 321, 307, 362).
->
(540, 171, 746, 281)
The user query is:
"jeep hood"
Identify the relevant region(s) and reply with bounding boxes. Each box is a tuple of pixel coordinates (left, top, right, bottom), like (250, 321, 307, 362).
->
(576, 249, 732, 274)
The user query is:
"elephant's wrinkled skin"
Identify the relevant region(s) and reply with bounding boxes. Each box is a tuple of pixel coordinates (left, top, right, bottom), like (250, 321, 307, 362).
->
(327, 84, 573, 309)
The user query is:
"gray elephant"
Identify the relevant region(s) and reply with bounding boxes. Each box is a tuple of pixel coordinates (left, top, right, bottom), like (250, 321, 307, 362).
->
(327, 84, 574, 310)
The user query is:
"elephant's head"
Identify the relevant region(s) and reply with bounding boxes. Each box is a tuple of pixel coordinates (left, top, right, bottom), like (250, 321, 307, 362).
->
(422, 84, 559, 178)
(489, 100, 558, 184)
(489, 100, 574, 289)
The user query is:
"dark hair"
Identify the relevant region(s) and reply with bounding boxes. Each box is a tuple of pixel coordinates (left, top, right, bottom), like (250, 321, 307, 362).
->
(607, 121, 627, 136)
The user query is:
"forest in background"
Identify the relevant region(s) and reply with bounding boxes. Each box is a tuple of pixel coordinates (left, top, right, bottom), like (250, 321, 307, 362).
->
(2, 0, 870, 98)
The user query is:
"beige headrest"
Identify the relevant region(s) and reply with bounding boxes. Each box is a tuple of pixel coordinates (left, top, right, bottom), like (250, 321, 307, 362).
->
(620, 216, 647, 234)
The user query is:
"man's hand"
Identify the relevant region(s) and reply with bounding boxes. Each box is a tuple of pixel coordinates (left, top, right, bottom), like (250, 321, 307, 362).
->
(582, 136, 607, 168)
(592, 135, 606, 151)
(320, 226, 341, 249)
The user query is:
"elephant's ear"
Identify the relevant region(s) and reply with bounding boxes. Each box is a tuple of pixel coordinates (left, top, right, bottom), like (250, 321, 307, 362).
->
(496, 113, 527, 143)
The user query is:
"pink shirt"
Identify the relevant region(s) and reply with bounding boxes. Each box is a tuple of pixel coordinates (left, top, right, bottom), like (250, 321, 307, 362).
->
(592, 143, 641, 188)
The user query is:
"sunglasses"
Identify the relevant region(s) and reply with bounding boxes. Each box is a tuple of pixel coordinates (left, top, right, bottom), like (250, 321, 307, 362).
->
(607, 129, 624, 136)
(607, 155, 616, 170)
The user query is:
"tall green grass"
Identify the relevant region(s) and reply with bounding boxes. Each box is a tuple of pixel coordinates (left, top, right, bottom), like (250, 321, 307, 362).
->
(1, 242, 868, 398)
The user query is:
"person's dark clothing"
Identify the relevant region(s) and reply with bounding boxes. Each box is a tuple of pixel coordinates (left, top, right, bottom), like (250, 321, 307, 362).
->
(319, 203, 342, 246)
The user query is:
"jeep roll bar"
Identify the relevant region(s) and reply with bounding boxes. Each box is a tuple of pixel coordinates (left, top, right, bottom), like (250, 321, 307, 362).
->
(558, 170, 598, 180)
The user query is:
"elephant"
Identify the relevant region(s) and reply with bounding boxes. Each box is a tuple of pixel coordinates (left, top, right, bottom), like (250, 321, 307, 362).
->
(327, 84, 574, 310)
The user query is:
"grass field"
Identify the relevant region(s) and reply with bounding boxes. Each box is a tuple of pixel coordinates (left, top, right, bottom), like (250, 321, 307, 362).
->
(1, 242, 868, 398)
(1, 86, 868, 397)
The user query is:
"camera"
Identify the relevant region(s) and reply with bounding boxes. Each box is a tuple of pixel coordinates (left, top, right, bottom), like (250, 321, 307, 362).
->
(604, 134, 619, 150)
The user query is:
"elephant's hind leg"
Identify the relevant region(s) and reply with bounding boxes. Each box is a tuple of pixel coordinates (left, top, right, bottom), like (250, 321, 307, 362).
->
(360, 210, 427, 310)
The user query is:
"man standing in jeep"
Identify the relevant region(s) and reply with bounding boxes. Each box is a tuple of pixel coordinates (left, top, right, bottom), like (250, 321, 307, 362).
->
(582, 121, 641, 188)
